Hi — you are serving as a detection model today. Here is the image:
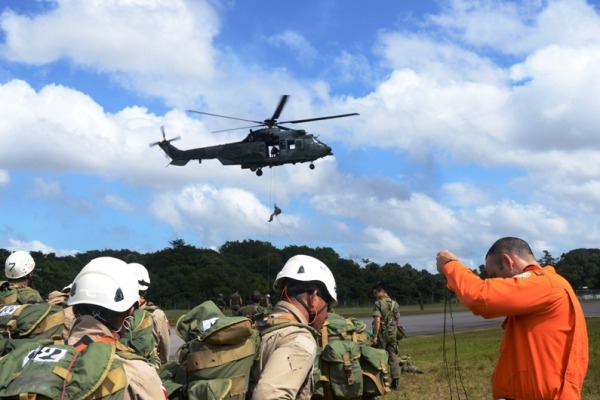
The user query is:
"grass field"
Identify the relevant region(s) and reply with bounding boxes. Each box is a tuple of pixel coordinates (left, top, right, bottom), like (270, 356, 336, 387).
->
(164, 305, 599, 399)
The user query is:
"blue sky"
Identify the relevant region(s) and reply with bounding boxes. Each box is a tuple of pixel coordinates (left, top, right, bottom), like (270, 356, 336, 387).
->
(2, 0, 600, 272)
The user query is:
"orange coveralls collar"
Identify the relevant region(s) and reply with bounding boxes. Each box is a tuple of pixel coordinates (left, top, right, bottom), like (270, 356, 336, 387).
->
(443, 260, 589, 399)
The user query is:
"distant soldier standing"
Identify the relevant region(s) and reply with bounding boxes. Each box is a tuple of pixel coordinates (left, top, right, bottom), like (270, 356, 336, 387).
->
(1, 251, 44, 306)
(372, 281, 401, 390)
(230, 288, 243, 315)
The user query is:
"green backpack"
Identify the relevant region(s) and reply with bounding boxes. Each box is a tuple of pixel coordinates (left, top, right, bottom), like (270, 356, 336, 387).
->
(0, 303, 66, 356)
(119, 308, 158, 366)
(159, 300, 260, 400)
(313, 313, 391, 400)
(0, 282, 17, 306)
(0, 337, 127, 400)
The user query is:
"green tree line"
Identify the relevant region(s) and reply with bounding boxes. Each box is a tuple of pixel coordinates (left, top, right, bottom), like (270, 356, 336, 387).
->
(2, 239, 598, 309)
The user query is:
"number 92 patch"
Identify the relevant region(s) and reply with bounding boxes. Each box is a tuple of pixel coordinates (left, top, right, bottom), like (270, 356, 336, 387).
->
(22, 346, 68, 367)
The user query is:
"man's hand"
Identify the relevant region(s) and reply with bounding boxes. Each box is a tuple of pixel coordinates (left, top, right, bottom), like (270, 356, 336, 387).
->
(436, 250, 459, 274)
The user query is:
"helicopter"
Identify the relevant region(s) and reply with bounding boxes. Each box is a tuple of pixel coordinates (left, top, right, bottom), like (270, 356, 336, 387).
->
(150, 95, 358, 176)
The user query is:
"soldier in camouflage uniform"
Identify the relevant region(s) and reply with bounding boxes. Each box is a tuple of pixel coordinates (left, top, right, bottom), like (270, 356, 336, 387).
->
(372, 281, 401, 390)
(235, 289, 267, 321)
(229, 289, 243, 315)
(1, 251, 43, 306)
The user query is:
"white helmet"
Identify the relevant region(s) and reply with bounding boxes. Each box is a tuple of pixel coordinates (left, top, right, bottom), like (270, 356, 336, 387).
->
(5, 251, 35, 279)
(128, 262, 151, 291)
(274, 255, 337, 307)
(68, 257, 139, 312)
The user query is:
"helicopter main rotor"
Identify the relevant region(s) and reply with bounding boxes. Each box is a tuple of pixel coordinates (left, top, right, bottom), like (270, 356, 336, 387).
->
(187, 95, 359, 133)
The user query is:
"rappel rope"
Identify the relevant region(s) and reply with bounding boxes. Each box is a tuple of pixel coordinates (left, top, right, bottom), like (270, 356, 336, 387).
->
(442, 287, 469, 400)
(268, 167, 293, 243)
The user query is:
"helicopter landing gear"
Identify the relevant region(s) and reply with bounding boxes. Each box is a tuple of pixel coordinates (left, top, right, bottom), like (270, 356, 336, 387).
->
(309, 163, 315, 170)
(256, 168, 263, 176)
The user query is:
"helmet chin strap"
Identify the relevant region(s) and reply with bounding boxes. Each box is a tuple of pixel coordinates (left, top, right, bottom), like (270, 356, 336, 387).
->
(281, 285, 327, 325)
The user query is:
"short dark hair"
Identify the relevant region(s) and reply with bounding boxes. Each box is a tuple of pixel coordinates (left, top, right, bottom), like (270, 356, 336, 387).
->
(372, 281, 387, 292)
(250, 290, 262, 303)
(486, 237, 534, 261)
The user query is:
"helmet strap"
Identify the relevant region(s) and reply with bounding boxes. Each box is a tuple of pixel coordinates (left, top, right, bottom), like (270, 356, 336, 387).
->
(91, 310, 119, 332)
(293, 294, 316, 323)
(281, 285, 326, 325)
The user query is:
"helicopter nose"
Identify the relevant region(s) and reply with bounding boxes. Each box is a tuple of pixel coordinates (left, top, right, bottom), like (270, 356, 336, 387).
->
(326, 145, 333, 155)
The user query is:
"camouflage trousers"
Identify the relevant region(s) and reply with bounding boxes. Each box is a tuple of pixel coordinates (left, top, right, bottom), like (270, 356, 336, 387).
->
(380, 341, 400, 379)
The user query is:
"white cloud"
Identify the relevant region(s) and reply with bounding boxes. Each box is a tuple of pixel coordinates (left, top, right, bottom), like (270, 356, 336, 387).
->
(267, 30, 318, 63)
(31, 177, 61, 199)
(362, 227, 408, 258)
(430, 0, 600, 54)
(103, 194, 136, 213)
(0, 169, 9, 186)
(441, 182, 490, 207)
(5, 239, 78, 256)
(149, 184, 274, 242)
(0, 0, 221, 106)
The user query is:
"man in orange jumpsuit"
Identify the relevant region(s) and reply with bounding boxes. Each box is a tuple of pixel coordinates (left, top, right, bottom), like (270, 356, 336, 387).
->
(436, 237, 588, 399)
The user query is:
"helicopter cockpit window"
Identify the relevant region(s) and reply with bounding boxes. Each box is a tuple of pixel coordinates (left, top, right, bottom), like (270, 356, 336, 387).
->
(295, 139, 303, 149)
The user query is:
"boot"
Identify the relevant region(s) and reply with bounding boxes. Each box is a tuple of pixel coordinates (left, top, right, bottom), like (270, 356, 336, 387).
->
(391, 378, 400, 390)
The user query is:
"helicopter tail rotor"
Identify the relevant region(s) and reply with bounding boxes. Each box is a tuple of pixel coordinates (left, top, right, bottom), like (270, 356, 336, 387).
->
(150, 126, 181, 147)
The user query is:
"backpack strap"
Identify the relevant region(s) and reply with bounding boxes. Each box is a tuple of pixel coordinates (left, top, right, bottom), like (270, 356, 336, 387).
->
(72, 335, 116, 353)
(132, 311, 154, 332)
(383, 299, 397, 325)
(33, 308, 65, 336)
(257, 313, 319, 339)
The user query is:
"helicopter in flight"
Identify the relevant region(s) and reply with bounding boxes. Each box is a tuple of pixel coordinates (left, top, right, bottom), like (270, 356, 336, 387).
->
(150, 95, 358, 176)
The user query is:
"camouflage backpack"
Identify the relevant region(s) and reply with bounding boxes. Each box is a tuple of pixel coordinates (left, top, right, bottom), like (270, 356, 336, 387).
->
(0, 336, 128, 400)
(313, 313, 391, 400)
(0, 303, 66, 356)
(0, 281, 42, 307)
(118, 308, 158, 366)
(159, 300, 260, 400)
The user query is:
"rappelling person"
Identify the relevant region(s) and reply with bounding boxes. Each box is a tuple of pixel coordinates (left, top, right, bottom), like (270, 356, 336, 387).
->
(268, 204, 282, 222)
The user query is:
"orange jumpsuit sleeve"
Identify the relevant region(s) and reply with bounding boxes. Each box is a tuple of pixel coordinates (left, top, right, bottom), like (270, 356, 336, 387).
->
(443, 260, 553, 318)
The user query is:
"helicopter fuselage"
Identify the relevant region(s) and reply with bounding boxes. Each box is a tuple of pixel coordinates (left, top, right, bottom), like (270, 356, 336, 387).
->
(152, 95, 356, 175)
(157, 128, 332, 172)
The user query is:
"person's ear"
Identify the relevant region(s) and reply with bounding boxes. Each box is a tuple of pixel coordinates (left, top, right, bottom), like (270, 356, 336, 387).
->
(501, 253, 519, 273)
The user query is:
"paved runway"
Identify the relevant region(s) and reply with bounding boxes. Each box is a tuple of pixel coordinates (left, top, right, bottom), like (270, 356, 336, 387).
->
(167, 301, 600, 361)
